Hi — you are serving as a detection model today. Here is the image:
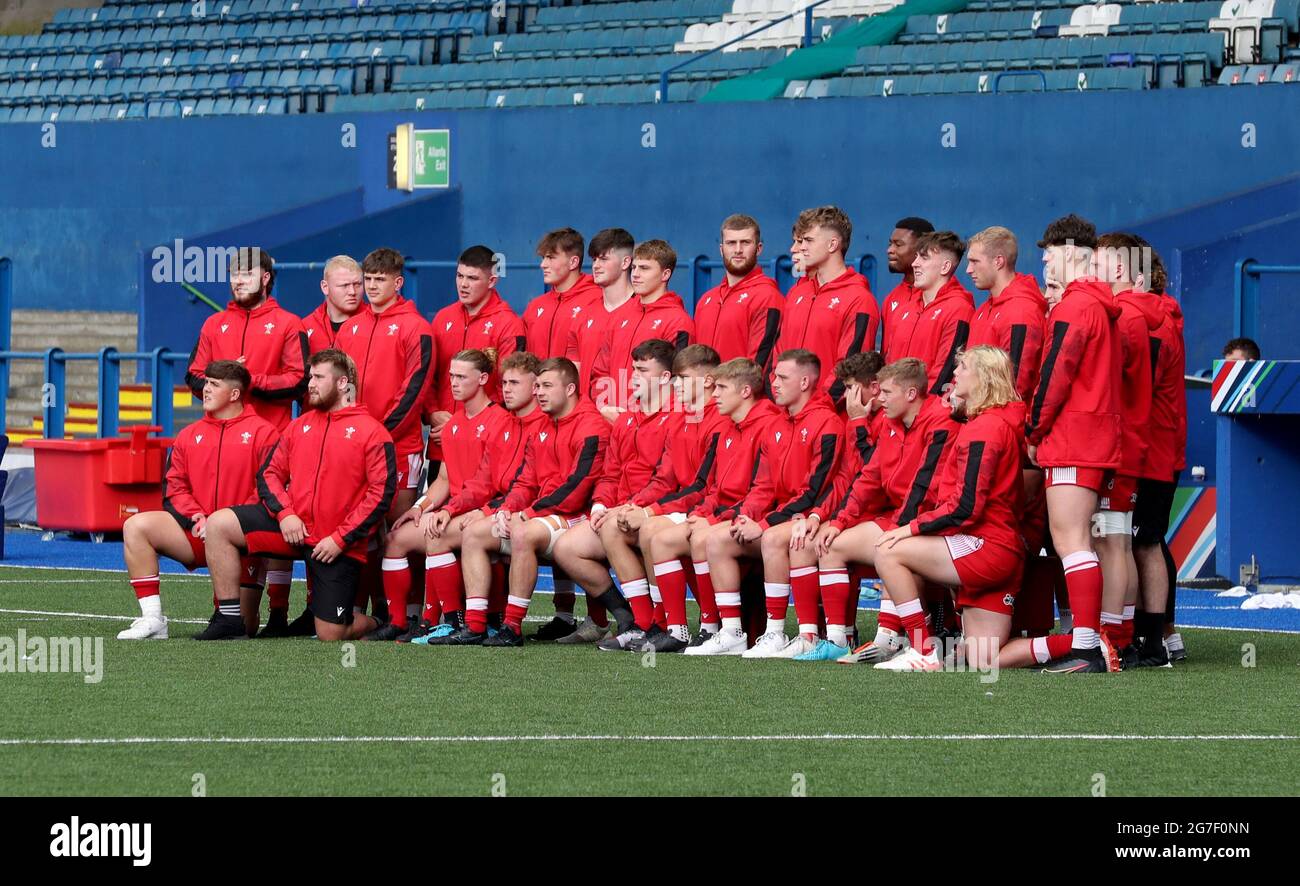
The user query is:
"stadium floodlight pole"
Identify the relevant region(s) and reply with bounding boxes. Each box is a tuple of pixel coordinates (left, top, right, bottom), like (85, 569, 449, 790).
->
(658, 0, 836, 103)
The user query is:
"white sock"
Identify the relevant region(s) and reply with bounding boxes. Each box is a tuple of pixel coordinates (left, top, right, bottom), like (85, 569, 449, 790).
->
(669, 624, 689, 642)
(797, 623, 818, 638)
(827, 625, 847, 647)
(1101, 611, 1122, 626)
(1166, 632, 1184, 651)
(722, 617, 743, 632)
(765, 617, 784, 635)
(700, 621, 720, 633)
(1073, 626, 1101, 651)
(1031, 636, 1052, 664)
(139, 595, 162, 619)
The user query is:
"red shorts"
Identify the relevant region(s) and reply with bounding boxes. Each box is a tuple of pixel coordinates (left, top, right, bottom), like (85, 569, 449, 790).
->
(1099, 473, 1138, 513)
(172, 514, 260, 581)
(1044, 466, 1112, 493)
(944, 534, 1024, 616)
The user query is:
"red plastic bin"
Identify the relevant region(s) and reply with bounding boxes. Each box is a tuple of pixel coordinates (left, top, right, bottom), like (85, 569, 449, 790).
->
(23, 425, 175, 533)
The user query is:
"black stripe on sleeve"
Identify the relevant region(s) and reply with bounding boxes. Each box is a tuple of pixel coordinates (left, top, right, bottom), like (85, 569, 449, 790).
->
(385, 334, 432, 431)
(753, 307, 782, 372)
(895, 429, 950, 524)
(930, 319, 970, 395)
(829, 312, 872, 401)
(674, 330, 690, 351)
(1148, 337, 1162, 389)
(918, 441, 984, 534)
(1029, 320, 1069, 433)
(531, 435, 600, 511)
(343, 442, 398, 546)
(184, 340, 205, 397)
(766, 432, 839, 525)
(256, 440, 285, 515)
(658, 432, 720, 506)
(854, 425, 874, 464)
(1007, 324, 1028, 383)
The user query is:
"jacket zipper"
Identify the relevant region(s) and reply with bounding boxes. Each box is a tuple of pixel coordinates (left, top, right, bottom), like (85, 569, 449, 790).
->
(212, 422, 226, 512)
(310, 413, 332, 530)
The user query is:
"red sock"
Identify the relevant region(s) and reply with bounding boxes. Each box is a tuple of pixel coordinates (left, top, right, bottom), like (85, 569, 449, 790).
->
(488, 559, 507, 616)
(878, 598, 902, 633)
(265, 569, 291, 612)
(1118, 615, 1135, 648)
(653, 601, 667, 630)
(381, 558, 411, 629)
(622, 578, 654, 630)
(819, 568, 850, 627)
(424, 552, 463, 619)
(791, 566, 820, 629)
(588, 596, 608, 628)
(716, 587, 742, 622)
(466, 598, 488, 634)
(130, 575, 160, 599)
(653, 560, 689, 628)
(1047, 633, 1074, 660)
(690, 561, 719, 625)
(764, 581, 790, 622)
(1061, 550, 1102, 633)
(505, 595, 529, 632)
(897, 597, 931, 654)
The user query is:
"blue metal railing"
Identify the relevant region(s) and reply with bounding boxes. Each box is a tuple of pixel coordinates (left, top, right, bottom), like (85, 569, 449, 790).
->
(1234, 260, 1300, 341)
(659, 0, 838, 103)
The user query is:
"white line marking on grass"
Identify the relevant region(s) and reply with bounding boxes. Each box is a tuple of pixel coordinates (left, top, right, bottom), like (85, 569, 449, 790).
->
(0, 608, 208, 625)
(0, 733, 1295, 748)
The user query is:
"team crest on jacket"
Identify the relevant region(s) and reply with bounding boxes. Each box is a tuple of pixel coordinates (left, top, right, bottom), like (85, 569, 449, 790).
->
(651, 319, 663, 330)
(483, 321, 494, 333)
(571, 306, 582, 318)
(387, 323, 399, 336)
(737, 292, 750, 302)
(344, 427, 356, 439)
(828, 298, 840, 310)
(801, 428, 809, 443)
(932, 308, 942, 318)
(476, 424, 485, 438)
(264, 322, 275, 334)
(241, 431, 252, 444)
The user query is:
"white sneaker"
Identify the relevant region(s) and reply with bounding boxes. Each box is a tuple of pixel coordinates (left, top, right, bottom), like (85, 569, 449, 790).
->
(873, 646, 941, 671)
(117, 616, 168, 640)
(836, 638, 904, 664)
(740, 630, 789, 658)
(770, 634, 818, 659)
(682, 627, 747, 656)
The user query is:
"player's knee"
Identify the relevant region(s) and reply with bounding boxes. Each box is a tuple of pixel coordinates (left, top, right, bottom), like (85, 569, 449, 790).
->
(705, 528, 730, 560)
(122, 512, 147, 545)
(206, 509, 238, 542)
(315, 619, 346, 642)
(759, 528, 784, 558)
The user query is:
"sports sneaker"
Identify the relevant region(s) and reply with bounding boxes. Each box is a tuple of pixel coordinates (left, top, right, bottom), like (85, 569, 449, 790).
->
(554, 615, 608, 645)
(117, 615, 167, 640)
(483, 625, 523, 647)
(641, 629, 688, 654)
(192, 612, 246, 641)
(255, 610, 290, 639)
(396, 619, 435, 644)
(688, 627, 717, 649)
(532, 615, 577, 642)
(739, 630, 788, 659)
(770, 634, 818, 659)
(682, 627, 747, 656)
(1130, 638, 1174, 669)
(873, 647, 942, 671)
(1041, 648, 1108, 674)
(1099, 630, 1122, 673)
(1165, 633, 1187, 662)
(793, 638, 849, 662)
(424, 627, 487, 646)
(285, 608, 316, 637)
(362, 621, 406, 642)
(597, 626, 647, 652)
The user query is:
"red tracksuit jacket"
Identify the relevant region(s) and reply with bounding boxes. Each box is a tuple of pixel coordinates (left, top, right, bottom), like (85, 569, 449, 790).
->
(745, 392, 845, 529)
(909, 400, 1027, 556)
(592, 402, 682, 509)
(186, 298, 309, 432)
(776, 269, 879, 400)
(591, 292, 694, 403)
(1027, 278, 1122, 470)
(1145, 294, 1186, 480)
(334, 296, 433, 457)
(524, 274, 604, 359)
(825, 395, 959, 530)
(258, 404, 396, 560)
(812, 409, 887, 522)
(632, 400, 733, 515)
(882, 277, 975, 394)
(301, 302, 349, 355)
(693, 267, 784, 369)
(501, 400, 610, 520)
(967, 273, 1049, 402)
(565, 292, 631, 397)
(443, 407, 550, 517)
(1115, 290, 1160, 480)
(693, 398, 788, 523)
(440, 402, 513, 498)
(163, 407, 279, 529)
(880, 279, 921, 363)
(429, 289, 527, 414)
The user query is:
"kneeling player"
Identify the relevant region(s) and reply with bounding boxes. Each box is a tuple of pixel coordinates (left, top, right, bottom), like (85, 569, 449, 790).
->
(872, 346, 1027, 672)
(198, 350, 396, 641)
(119, 361, 278, 639)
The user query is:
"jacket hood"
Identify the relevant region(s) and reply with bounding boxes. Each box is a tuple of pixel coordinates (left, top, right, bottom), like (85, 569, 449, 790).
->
(981, 399, 1027, 433)
(641, 291, 688, 314)
(555, 274, 602, 302)
(198, 405, 264, 429)
(1067, 277, 1121, 321)
(371, 295, 422, 319)
(737, 397, 784, 431)
(1118, 289, 1164, 331)
(811, 268, 868, 296)
(990, 273, 1048, 313)
(792, 391, 837, 422)
(224, 297, 282, 317)
(926, 276, 975, 309)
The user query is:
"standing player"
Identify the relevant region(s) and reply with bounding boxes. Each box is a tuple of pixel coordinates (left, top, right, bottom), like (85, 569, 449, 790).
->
(776, 206, 878, 401)
(550, 339, 682, 643)
(371, 349, 513, 642)
(118, 361, 278, 640)
(693, 214, 783, 369)
(302, 256, 363, 355)
(1026, 214, 1123, 674)
(965, 227, 1049, 400)
(185, 247, 308, 433)
(880, 217, 934, 361)
(440, 358, 609, 648)
(197, 350, 396, 641)
(567, 228, 636, 396)
(871, 346, 1027, 672)
(524, 227, 602, 359)
(884, 231, 975, 394)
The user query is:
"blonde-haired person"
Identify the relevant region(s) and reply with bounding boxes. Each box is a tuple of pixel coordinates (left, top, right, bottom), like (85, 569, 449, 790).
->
(871, 346, 1028, 672)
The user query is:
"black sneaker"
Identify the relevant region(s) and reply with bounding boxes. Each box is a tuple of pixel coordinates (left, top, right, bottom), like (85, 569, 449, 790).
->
(255, 609, 290, 639)
(361, 621, 406, 642)
(687, 627, 716, 649)
(425, 627, 487, 646)
(1132, 641, 1173, 669)
(483, 625, 523, 647)
(1119, 643, 1141, 670)
(597, 626, 647, 652)
(642, 629, 688, 653)
(193, 612, 247, 641)
(1041, 648, 1108, 674)
(487, 612, 503, 630)
(395, 619, 435, 644)
(532, 615, 577, 642)
(285, 608, 316, 637)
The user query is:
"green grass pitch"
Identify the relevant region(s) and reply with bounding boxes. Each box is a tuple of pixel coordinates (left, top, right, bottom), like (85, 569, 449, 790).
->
(1, 566, 1297, 796)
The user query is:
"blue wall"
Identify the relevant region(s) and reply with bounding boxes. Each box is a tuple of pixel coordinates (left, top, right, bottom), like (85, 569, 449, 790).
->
(1, 87, 1298, 370)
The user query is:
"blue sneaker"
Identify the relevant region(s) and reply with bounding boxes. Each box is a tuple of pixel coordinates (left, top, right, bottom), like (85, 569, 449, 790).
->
(487, 626, 499, 639)
(412, 622, 457, 645)
(793, 639, 850, 662)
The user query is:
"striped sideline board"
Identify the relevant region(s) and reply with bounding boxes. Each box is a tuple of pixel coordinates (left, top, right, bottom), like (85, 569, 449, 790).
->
(1168, 485, 1216, 581)
(1211, 359, 1300, 414)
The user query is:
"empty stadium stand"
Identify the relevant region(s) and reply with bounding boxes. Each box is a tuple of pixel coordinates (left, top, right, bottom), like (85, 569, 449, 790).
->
(0, 0, 1296, 121)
